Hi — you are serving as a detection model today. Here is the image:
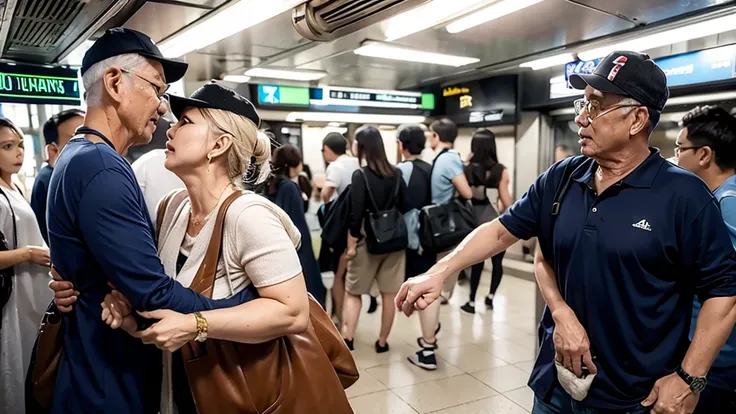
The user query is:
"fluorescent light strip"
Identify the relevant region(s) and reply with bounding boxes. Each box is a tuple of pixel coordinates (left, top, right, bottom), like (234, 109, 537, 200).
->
(286, 112, 426, 124)
(446, 0, 544, 34)
(223, 75, 251, 83)
(384, 0, 490, 41)
(519, 53, 574, 70)
(245, 68, 327, 81)
(354, 42, 479, 67)
(158, 0, 303, 58)
(578, 13, 736, 61)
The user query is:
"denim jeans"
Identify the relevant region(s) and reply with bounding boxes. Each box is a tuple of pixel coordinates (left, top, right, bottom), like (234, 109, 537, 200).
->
(532, 386, 650, 414)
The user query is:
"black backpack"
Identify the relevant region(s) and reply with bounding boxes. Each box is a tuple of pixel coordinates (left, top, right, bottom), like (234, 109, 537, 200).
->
(360, 169, 408, 255)
(419, 150, 477, 253)
(319, 185, 352, 251)
(0, 186, 17, 328)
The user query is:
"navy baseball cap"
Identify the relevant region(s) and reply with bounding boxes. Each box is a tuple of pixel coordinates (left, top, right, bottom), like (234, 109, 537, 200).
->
(81, 27, 188, 83)
(569, 51, 669, 112)
(168, 81, 261, 127)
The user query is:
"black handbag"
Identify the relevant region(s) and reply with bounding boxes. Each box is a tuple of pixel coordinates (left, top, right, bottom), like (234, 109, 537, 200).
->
(360, 169, 408, 255)
(419, 150, 477, 253)
(0, 186, 18, 326)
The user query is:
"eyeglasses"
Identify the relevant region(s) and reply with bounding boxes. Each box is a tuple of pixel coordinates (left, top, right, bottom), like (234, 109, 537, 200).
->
(674, 145, 704, 157)
(573, 98, 642, 122)
(120, 68, 169, 99)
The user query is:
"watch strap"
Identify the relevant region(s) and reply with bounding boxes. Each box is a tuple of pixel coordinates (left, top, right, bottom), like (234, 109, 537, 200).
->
(676, 366, 707, 394)
(194, 311, 208, 342)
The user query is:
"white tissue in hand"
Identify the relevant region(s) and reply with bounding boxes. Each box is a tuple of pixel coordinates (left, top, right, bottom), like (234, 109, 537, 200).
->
(555, 361, 595, 401)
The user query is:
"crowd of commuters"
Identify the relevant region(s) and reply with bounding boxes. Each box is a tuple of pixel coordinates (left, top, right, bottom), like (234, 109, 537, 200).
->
(0, 24, 733, 414)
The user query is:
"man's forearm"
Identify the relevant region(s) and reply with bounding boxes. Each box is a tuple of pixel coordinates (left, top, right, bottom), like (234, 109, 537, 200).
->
(683, 296, 736, 376)
(432, 219, 518, 279)
(534, 241, 570, 316)
(321, 186, 335, 204)
(137, 278, 259, 313)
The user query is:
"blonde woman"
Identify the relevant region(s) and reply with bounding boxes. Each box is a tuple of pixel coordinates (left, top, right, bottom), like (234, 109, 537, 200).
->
(51, 83, 310, 414)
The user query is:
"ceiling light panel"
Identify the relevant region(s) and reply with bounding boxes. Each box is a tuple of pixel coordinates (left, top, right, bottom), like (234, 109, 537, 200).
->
(384, 0, 490, 41)
(158, 0, 303, 58)
(446, 0, 544, 34)
(519, 53, 575, 70)
(354, 42, 480, 67)
(286, 112, 426, 124)
(245, 68, 327, 81)
(223, 75, 251, 83)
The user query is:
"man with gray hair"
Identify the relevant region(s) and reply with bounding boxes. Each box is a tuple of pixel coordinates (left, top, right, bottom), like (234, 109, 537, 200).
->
(45, 28, 255, 413)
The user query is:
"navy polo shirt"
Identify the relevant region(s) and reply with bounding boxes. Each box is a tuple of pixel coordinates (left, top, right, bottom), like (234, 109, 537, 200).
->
(499, 149, 736, 410)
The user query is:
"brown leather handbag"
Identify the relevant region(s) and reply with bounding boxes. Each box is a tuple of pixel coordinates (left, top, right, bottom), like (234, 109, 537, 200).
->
(27, 300, 64, 409)
(179, 191, 358, 414)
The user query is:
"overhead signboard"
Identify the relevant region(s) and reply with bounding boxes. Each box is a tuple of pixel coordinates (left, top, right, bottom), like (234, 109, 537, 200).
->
(320, 86, 434, 110)
(443, 75, 517, 125)
(564, 58, 601, 88)
(257, 84, 311, 106)
(254, 84, 434, 111)
(655, 44, 736, 87)
(0, 63, 80, 105)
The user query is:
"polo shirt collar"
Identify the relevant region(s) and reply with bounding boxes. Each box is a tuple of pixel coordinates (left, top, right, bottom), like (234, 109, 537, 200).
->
(572, 147, 664, 189)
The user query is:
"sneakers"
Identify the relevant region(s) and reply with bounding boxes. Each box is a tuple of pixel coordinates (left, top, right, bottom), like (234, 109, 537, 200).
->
(460, 301, 475, 314)
(344, 338, 354, 351)
(485, 296, 494, 310)
(408, 341, 438, 371)
(375, 340, 389, 354)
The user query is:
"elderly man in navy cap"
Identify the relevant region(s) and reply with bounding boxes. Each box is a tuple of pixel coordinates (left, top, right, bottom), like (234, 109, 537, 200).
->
(43, 28, 255, 414)
(395, 51, 736, 414)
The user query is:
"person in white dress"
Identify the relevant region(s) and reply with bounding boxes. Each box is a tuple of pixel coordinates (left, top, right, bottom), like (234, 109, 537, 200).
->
(0, 117, 52, 412)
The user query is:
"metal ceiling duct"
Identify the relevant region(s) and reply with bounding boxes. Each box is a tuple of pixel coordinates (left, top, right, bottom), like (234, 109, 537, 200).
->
(292, 0, 430, 41)
(0, 0, 129, 64)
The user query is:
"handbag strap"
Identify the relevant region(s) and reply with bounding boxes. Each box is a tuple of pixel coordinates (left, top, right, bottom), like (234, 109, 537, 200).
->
(155, 192, 175, 233)
(188, 191, 244, 298)
(0, 187, 18, 249)
(359, 169, 379, 211)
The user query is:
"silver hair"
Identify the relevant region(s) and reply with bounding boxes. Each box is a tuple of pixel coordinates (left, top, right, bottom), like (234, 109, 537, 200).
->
(82, 54, 148, 106)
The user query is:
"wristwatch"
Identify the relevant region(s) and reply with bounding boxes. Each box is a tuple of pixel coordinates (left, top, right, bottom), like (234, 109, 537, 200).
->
(193, 311, 208, 343)
(675, 366, 707, 394)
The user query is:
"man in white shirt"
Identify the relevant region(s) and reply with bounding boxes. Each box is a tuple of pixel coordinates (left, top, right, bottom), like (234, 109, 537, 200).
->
(132, 148, 184, 220)
(319, 132, 371, 323)
(321, 132, 360, 203)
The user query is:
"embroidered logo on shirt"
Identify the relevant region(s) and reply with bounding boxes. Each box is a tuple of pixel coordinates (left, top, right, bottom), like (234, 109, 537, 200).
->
(632, 219, 652, 232)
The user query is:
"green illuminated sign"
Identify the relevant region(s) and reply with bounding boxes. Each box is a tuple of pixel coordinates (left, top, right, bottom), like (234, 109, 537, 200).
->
(421, 93, 435, 110)
(0, 63, 80, 105)
(258, 84, 310, 106)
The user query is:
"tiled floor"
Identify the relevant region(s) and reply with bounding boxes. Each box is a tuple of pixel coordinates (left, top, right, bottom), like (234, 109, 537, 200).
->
(344, 273, 539, 413)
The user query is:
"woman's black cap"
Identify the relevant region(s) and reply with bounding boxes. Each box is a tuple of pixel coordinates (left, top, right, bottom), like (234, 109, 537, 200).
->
(168, 81, 261, 127)
(81, 27, 188, 83)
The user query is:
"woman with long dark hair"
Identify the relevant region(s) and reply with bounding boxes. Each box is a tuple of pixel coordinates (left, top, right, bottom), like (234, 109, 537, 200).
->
(342, 126, 407, 352)
(461, 128, 512, 314)
(268, 144, 325, 307)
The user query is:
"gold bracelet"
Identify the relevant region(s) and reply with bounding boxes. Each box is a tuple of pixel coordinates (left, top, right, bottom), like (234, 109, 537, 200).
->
(193, 311, 208, 343)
